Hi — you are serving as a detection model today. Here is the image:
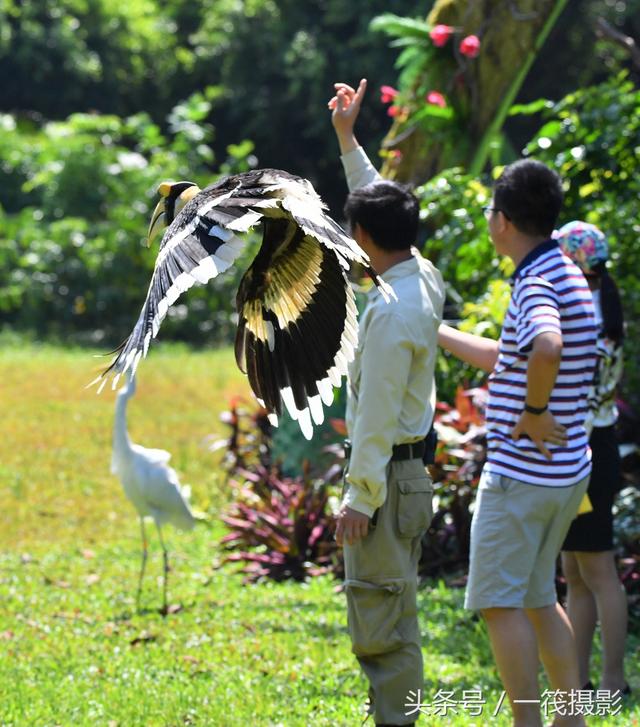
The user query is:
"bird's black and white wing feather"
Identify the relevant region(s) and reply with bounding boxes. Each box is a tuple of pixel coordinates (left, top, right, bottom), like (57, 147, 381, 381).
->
(91, 169, 393, 438)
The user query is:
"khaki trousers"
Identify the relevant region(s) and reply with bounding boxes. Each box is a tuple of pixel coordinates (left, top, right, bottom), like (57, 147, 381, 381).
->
(343, 458, 434, 725)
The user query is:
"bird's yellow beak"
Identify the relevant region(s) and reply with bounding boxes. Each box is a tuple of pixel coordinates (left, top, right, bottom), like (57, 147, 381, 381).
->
(146, 198, 167, 247)
(146, 182, 173, 247)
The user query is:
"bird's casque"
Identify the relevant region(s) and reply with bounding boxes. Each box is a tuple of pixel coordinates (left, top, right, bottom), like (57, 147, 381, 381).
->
(91, 169, 394, 439)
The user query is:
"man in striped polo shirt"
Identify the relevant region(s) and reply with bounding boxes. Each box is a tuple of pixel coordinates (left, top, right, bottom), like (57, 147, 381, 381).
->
(439, 159, 597, 727)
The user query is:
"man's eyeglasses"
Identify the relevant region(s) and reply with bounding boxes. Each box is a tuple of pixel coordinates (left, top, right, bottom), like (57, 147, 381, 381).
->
(482, 205, 511, 220)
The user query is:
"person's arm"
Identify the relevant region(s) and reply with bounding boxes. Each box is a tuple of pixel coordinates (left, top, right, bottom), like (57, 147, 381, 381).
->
(438, 323, 499, 373)
(329, 78, 366, 155)
(511, 331, 567, 459)
(586, 338, 623, 434)
(328, 78, 382, 191)
(523, 332, 563, 409)
(337, 310, 411, 544)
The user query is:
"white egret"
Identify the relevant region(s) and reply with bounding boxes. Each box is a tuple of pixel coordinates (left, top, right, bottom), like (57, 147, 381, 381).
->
(111, 373, 195, 614)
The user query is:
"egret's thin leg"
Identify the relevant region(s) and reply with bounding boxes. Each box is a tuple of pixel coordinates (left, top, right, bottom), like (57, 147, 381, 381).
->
(136, 517, 148, 612)
(155, 522, 169, 615)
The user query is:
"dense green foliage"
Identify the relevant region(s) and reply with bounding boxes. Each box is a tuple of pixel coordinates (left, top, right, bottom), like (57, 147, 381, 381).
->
(523, 72, 640, 402)
(1, 0, 639, 407)
(412, 169, 499, 400)
(0, 0, 189, 119)
(0, 95, 257, 344)
(505, 0, 640, 149)
(0, 0, 425, 209)
(412, 72, 640, 407)
(0, 0, 425, 345)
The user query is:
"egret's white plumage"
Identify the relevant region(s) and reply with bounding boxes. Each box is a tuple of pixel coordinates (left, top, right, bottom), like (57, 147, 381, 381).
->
(112, 374, 194, 613)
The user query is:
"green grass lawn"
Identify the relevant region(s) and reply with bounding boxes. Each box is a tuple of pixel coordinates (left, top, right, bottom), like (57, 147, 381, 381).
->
(0, 343, 638, 726)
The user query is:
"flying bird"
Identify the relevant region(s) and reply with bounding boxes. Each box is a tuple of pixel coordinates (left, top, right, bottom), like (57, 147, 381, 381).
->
(111, 373, 195, 614)
(91, 169, 393, 438)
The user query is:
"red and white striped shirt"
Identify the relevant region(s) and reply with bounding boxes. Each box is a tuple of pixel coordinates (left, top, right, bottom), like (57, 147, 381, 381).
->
(485, 240, 597, 486)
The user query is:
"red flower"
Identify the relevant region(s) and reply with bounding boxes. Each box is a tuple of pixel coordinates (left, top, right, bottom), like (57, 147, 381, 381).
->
(380, 85, 399, 104)
(391, 149, 403, 160)
(459, 34, 481, 58)
(387, 105, 401, 117)
(429, 24, 454, 47)
(426, 91, 447, 108)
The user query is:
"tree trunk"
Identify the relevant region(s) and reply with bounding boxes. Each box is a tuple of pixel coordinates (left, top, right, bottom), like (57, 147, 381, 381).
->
(381, 0, 569, 183)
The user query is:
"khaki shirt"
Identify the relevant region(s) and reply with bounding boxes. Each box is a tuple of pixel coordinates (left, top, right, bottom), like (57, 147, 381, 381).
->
(340, 147, 445, 517)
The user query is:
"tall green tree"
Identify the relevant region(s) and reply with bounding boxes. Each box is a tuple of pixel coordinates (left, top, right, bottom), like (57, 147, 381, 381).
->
(0, 0, 193, 118)
(375, 0, 570, 182)
(198, 0, 425, 209)
(374, 0, 640, 183)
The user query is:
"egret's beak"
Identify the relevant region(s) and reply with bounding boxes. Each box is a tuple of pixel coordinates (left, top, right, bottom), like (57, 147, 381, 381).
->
(147, 198, 166, 247)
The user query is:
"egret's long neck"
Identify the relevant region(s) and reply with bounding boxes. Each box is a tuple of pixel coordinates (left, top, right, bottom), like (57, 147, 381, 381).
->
(113, 391, 133, 455)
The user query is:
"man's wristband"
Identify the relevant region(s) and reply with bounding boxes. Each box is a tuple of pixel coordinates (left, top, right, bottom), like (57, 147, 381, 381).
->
(524, 402, 548, 415)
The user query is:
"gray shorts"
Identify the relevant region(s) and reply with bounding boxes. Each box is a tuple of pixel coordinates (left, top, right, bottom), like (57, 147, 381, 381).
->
(465, 469, 589, 610)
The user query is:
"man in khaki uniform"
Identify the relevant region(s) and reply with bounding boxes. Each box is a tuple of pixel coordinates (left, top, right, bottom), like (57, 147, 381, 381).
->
(328, 79, 445, 726)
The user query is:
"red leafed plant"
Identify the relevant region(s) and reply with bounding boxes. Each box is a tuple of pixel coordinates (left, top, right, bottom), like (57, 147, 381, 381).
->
(214, 401, 343, 582)
(418, 386, 487, 579)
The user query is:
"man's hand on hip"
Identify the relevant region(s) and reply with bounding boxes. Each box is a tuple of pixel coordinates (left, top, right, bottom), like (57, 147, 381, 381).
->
(511, 410, 567, 460)
(336, 506, 370, 547)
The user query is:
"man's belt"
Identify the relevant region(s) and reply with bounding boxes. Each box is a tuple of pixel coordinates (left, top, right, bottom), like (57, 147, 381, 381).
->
(391, 440, 426, 461)
(343, 428, 437, 465)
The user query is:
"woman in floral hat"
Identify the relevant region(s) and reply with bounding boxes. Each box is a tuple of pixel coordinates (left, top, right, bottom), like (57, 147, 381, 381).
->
(558, 221, 630, 695)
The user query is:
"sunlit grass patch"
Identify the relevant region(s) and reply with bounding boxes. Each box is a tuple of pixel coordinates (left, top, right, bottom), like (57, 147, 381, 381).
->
(0, 342, 248, 550)
(0, 343, 638, 726)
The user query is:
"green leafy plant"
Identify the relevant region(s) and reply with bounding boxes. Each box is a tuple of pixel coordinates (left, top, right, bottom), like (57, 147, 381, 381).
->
(370, 14, 442, 91)
(521, 71, 640, 406)
(413, 168, 500, 402)
(370, 12, 481, 106)
(369, 11, 483, 171)
(0, 93, 257, 346)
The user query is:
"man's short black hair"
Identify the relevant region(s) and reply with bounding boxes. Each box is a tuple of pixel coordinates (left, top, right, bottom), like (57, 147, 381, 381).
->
(493, 159, 564, 237)
(344, 180, 418, 252)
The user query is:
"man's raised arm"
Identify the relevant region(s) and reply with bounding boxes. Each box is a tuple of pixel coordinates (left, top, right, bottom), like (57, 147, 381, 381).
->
(328, 78, 381, 191)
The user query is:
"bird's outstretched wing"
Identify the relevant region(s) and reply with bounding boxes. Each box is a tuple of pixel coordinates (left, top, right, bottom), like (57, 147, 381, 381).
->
(90, 176, 262, 391)
(235, 221, 359, 439)
(228, 172, 395, 439)
(91, 169, 393, 439)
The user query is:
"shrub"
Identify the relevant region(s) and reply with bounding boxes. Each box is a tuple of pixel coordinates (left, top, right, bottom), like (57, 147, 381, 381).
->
(215, 402, 343, 582)
(420, 386, 486, 579)
(215, 390, 639, 626)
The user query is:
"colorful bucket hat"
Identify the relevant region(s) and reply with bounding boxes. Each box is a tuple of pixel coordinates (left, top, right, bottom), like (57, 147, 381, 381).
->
(556, 220, 609, 274)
